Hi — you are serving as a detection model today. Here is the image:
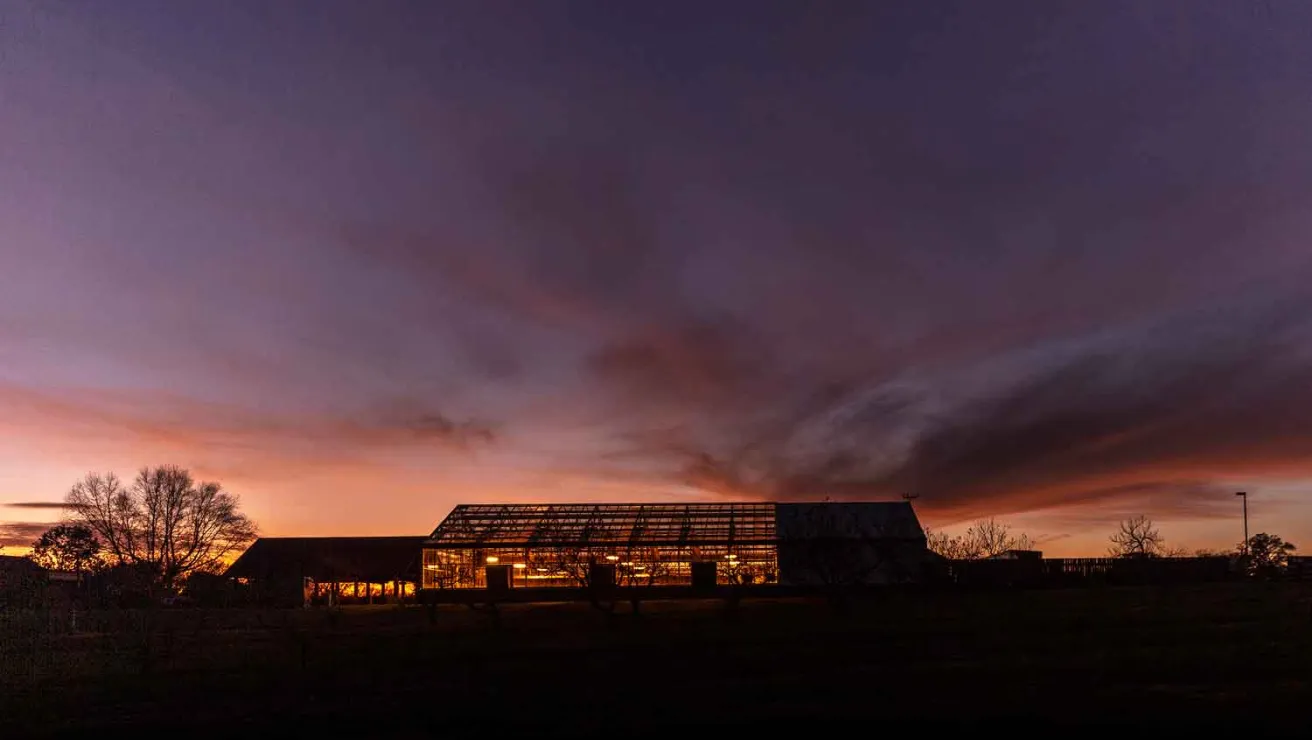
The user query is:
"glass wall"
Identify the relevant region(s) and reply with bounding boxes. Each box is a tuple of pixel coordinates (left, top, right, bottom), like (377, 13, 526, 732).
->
(422, 544, 778, 590)
(422, 503, 781, 589)
(308, 580, 416, 603)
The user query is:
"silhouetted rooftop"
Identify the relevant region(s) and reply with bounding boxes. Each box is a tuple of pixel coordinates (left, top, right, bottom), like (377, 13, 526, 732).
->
(225, 536, 425, 582)
(425, 501, 924, 548)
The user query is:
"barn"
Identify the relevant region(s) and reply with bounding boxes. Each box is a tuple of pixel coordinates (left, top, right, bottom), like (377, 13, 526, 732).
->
(225, 536, 424, 606)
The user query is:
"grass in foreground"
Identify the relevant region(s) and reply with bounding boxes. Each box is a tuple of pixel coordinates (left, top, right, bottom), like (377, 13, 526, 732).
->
(3, 583, 1311, 733)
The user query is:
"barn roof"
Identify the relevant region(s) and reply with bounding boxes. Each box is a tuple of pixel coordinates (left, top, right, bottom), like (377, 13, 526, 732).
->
(224, 536, 424, 582)
(775, 502, 925, 540)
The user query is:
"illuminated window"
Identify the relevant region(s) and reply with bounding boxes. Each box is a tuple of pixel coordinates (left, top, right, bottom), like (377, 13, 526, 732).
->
(421, 504, 780, 589)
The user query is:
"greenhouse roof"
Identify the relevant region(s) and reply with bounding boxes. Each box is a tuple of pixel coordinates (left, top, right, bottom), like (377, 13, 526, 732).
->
(425, 503, 777, 548)
(424, 501, 923, 548)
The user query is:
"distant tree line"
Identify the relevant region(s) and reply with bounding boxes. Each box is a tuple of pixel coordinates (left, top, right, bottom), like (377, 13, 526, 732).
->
(1104, 513, 1296, 575)
(927, 512, 1297, 577)
(925, 518, 1036, 560)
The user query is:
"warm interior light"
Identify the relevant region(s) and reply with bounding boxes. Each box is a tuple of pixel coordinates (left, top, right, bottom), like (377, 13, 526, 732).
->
(512, 563, 526, 569)
(726, 553, 738, 560)
(485, 556, 499, 564)
(605, 554, 619, 561)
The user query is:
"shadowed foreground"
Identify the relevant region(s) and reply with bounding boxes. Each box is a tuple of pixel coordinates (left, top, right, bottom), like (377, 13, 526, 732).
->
(4, 584, 1312, 734)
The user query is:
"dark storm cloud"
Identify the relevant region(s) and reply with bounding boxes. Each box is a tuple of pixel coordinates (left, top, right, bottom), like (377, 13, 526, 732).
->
(1033, 481, 1238, 524)
(877, 326, 1311, 506)
(425, 1, 1312, 519)
(621, 298, 1312, 517)
(319, 2, 1312, 520)
(356, 2, 1301, 519)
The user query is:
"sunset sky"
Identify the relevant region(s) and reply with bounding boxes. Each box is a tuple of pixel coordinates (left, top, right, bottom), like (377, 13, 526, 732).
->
(3, 1, 1312, 557)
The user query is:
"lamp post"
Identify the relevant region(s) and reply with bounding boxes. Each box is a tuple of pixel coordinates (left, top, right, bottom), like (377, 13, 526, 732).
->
(1236, 491, 1248, 555)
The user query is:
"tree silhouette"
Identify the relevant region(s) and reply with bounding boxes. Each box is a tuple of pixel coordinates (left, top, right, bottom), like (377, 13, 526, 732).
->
(28, 523, 102, 574)
(967, 518, 1035, 557)
(926, 518, 1035, 559)
(1240, 532, 1296, 577)
(925, 527, 969, 559)
(424, 550, 475, 590)
(1108, 515, 1164, 558)
(66, 467, 257, 591)
(617, 547, 670, 588)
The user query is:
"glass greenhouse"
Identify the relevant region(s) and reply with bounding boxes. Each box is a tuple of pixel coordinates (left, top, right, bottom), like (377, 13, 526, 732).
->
(421, 503, 780, 589)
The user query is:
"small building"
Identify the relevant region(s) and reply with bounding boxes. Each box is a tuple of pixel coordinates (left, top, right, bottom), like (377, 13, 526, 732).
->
(0, 555, 48, 607)
(989, 549, 1043, 560)
(949, 549, 1047, 587)
(421, 501, 929, 591)
(225, 536, 424, 606)
(0, 555, 43, 587)
(1285, 555, 1312, 581)
(775, 502, 930, 586)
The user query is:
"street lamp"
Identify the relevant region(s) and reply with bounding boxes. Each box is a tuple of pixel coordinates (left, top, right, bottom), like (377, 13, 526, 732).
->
(1236, 491, 1248, 555)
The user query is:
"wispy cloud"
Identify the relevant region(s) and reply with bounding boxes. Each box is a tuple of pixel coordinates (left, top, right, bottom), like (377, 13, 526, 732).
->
(0, 383, 496, 479)
(0, 522, 50, 548)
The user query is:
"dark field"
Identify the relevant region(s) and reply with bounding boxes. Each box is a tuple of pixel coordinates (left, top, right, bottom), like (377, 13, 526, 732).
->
(5, 584, 1312, 734)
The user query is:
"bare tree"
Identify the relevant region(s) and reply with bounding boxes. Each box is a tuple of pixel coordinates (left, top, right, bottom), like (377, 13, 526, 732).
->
(925, 527, 968, 559)
(618, 547, 670, 588)
(424, 551, 474, 590)
(520, 516, 594, 588)
(1108, 515, 1164, 558)
(927, 519, 1036, 560)
(966, 518, 1034, 558)
(66, 467, 257, 591)
(29, 523, 102, 574)
(538, 543, 593, 588)
(616, 547, 671, 615)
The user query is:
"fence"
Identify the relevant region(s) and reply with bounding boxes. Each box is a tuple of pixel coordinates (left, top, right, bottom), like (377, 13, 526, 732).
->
(1286, 556, 1312, 581)
(943, 556, 1237, 588)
